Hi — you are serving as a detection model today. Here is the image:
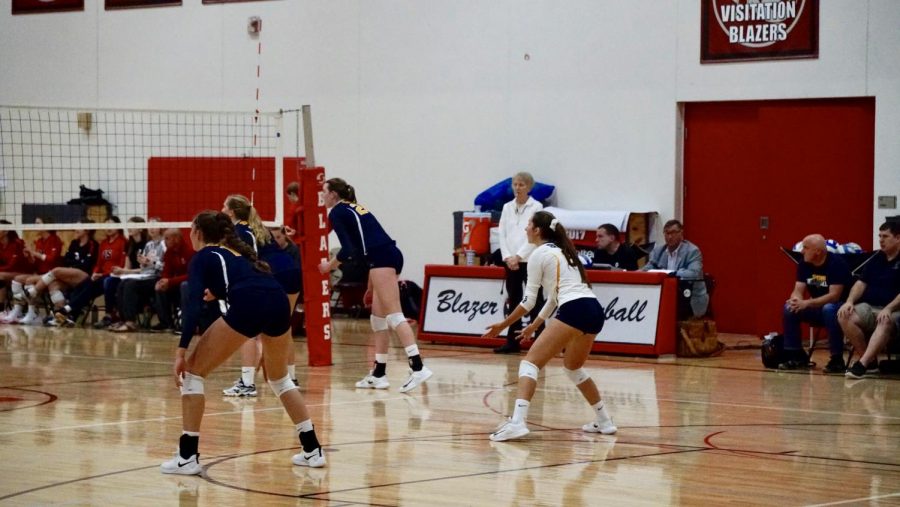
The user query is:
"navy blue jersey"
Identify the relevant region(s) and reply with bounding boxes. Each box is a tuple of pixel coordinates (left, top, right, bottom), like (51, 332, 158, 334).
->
(796, 252, 852, 299)
(234, 221, 257, 253)
(328, 201, 395, 264)
(179, 244, 282, 348)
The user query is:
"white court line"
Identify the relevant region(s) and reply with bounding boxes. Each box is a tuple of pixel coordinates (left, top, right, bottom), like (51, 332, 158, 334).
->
(647, 395, 900, 421)
(4, 375, 900, 436)
(4, 377, 899, 437)
(805, 491, 900, 506)
(0, 387, 494, 436)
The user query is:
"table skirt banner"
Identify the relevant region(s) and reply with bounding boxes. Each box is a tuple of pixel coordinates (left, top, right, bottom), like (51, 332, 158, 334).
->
(419, 265, 677, 356)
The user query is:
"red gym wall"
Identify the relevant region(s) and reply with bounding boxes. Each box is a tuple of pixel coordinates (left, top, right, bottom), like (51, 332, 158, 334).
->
(684, 98, 875, 336)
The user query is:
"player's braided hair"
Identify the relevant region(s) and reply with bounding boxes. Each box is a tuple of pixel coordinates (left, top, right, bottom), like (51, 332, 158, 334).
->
(531, 210, 590, 286)
(193, 211, 271, 273)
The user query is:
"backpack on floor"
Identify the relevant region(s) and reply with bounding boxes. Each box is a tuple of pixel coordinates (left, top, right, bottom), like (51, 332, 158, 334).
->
(399, 280, 423, 321)
(761, 333, 785, 369)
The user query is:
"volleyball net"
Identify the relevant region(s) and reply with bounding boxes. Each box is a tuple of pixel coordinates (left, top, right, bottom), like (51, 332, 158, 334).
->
(0, 105, 295, 232)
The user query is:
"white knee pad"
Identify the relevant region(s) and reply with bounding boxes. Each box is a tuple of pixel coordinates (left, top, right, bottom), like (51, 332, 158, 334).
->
(10, 281, 24, 300)
(370, 315, 389, 332)
(518, 360, 539, 381)
(386, 312, 406, 330)
(180, 372, 205, 396)
(268, 374, 298, 397)
(40, 272, 55, 286)
(564, 367, 591, 386)
(50, 290, 66, 305)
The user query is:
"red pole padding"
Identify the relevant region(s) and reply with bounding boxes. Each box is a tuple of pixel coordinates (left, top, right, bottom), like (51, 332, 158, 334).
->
(298, 167, 333, 366)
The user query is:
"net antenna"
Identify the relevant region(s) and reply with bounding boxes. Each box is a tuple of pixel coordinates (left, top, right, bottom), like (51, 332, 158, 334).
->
(0, 105, 287, 234)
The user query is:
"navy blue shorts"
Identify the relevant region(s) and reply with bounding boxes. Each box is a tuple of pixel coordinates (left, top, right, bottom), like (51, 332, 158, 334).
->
(273, 267, 302, 295)
(555, 297, 605, 335)
(223, 287, 291, 338)
(367, 244, 404, 273)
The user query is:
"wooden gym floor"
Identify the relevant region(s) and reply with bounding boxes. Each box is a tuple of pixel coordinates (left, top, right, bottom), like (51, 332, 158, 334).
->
(1, 319, 899, 506)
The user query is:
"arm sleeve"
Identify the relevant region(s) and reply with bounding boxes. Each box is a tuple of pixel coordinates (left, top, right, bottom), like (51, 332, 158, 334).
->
(497, 204, 512, 260)
(331, 208, 364, 263)
(515, 242, 536, 261)
(676, 246, 704, 280)
(640, 246, 660, 271)
(536, 254, 560, 321)
(179, 255, 208, 349)
(520, 250, 547, 313)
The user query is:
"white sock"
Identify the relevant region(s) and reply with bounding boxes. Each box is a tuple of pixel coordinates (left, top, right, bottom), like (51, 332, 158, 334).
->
(404, 344, 420, 357)
(182, 430, 200, 437)
(511, 399, 530, 424)
(375, 353, 389, 364)
(287, 364, 296, 380)
(295, 419, 313, 433)
(592, 401, 611, 422)
(241, 367, 255, 386)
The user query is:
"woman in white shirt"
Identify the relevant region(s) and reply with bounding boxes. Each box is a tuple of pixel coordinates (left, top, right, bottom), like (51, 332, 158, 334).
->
(494, 172, 544, 354)
(484, 210, 617, 442)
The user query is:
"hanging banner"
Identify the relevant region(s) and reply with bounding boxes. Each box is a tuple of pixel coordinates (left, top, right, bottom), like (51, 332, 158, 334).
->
(701, 0, 818, 63)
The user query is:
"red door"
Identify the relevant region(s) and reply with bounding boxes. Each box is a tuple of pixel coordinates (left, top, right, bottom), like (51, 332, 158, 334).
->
(684, 98, 874, 335)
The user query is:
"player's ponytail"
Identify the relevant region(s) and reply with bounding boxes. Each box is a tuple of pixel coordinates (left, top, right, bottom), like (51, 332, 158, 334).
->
(193, 211, 271, 273)
(531, 210, 590, 286)
(225, 194, 273, 247)
(325, 178, 357, 203)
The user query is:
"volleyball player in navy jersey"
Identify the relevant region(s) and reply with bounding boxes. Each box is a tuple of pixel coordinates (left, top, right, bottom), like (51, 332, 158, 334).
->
(160, 211, 324, 475)
(483, 210, 616, 441)
(221, 195, 302, 396)
(320, 178, 433, 392)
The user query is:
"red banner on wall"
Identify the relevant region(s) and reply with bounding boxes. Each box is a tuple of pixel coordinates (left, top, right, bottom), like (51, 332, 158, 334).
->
(701, 0, 818, 63)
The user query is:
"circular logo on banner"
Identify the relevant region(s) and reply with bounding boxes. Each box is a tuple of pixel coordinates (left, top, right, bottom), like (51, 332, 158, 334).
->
(712, 0, 807, 48)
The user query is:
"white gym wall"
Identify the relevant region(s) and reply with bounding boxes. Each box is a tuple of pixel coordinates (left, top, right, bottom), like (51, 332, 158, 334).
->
(1, 0, 898, 284)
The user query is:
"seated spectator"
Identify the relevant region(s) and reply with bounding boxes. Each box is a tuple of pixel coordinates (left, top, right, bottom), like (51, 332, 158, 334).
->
(54, 218, 127, 326)
(641, 219, 709, 318)
(151, 229, 193, 333)
(94, 217, 147, 329)
(591, 223, 641, 271)
(20, 229, 99, 325)
(150, 229, 194, 333)
(7, 220, 63, 325)
(840, 221, 900, 379)
(0, 226, 32, 320)
(778, 234, 851, 372)
(110, 221, 166, 332)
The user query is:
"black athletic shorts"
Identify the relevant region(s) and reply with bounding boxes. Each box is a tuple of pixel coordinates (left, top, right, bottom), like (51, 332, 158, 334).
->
(367, 244, 404, 274)
(555, 297, 605, 335)
(223, 287, 291, 338)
